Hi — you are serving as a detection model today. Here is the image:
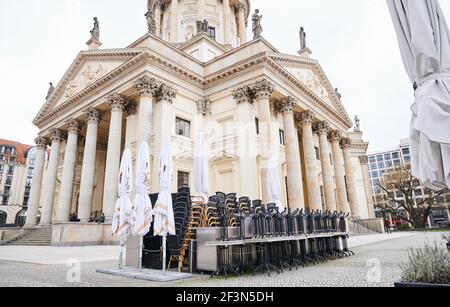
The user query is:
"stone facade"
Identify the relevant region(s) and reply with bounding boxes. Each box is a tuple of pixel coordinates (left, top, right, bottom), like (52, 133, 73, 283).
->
(26, 0, 373, 244)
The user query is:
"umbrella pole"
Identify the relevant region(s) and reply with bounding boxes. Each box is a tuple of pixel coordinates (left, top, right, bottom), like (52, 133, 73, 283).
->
(139, 236, 143, 272)
(162, 234, 167, 275)
(119, 239, 124, 270)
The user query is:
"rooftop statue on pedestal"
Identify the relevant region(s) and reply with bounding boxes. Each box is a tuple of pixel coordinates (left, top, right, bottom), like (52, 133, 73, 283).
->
(252, 9, 263, 39)
(45, 82, 54, 100)
(90, 17, 100, 42)
(354, 115, 361, 132)
(335, 88, 342, 100)
(299, 27, 307, 50)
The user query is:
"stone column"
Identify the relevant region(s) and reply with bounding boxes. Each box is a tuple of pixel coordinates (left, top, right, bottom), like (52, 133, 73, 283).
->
(135, 76, 160, 144)
(342, 137, 360, 218)
(316, 121, 337, 212)
(39, 129, 64, 226)
(232, 86, 259, 200)
(103, 93, 127, 221)
(277, 97, 304, 210)
(252, 79, 275, 205)
(78, 108, 103, 222)
(223, 0, 231, 45)
(24, 137, 47, 228)
(329, 131, 350, 213)
(56, 119, 81, 223)
(154, 0, 162, 37)
(360, 155, 375, 219)
(297, 111, 322, 211)
(236, 3, 247, 45)
(169, 0, 179, 43)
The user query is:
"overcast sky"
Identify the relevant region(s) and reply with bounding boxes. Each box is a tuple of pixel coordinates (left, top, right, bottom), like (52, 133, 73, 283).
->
(0, 0, 449, 152)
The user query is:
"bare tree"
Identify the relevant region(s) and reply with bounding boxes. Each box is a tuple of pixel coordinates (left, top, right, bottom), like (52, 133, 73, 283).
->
(375, 164, 449, 229)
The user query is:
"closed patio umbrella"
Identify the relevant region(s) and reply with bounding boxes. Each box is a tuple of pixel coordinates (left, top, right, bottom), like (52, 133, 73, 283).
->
(153, 136, 175, 273)
(132, 142, 153, 237)
(194, 130, 209, 203)
(387, 0, 450, 190)
(266, 154, 283, 210)
(111, 149, 133, 237)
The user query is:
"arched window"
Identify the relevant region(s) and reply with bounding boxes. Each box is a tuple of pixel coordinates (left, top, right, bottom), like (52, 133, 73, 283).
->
(15, 210, 40, 228)
(0, 211, 7, 227)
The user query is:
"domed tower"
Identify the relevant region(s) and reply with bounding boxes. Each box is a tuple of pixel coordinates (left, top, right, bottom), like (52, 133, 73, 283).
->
(150, 0, 251, 47)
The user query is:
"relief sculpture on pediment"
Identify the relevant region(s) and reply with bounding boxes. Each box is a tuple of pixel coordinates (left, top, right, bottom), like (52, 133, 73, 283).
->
(64, 64, 105, 99)
(297, 70, 329, 101)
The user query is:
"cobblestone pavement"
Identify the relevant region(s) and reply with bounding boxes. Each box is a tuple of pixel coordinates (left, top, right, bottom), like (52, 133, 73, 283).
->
(0, 232, 447, 287)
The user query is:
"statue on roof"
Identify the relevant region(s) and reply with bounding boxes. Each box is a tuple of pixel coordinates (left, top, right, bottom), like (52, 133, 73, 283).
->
(46, 82, 55, 100)
(145, 5, 156, 34)
(90, 17, 100, 42)
(299, 27, 307, 50)
(354, 115, 361, 132)
(252, 9, 263, 39)
(335, 88, 342, 100)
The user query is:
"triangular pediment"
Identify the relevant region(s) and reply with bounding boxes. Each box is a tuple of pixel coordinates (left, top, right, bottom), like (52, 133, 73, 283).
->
(270, 54, 352, 126)
(34, 49, 142, 124)
(179, 33, 230, 62)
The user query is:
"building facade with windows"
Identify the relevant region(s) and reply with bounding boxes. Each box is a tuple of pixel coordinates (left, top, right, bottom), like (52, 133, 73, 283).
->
(0, 140, 41, 227)
(368, 139, 450, 227)
(25, 0, 373, 245)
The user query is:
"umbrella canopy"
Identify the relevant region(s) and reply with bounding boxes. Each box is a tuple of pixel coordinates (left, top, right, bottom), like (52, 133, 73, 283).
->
(111, 149, 133, 236)
(194, 130, 209, 203)
(387, 0, 450, 190)
(266, 154, 283, 210)
(132, 142, 153, 237)
(153, 136, 176, 236)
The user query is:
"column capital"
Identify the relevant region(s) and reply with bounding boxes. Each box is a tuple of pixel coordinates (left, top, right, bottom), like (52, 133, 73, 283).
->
(328, 130, 342, 143)
(156, 84, 177, 103)
(65, 119, 82, 134)
(276, 96, 296, 114)
(359, 155, 369, 165)
(107, 93, 128, 112)
(49, 128, 65, 143)
(314, 121, 330, 136)
(252, 78, 275, 100)
(134, 75, 161, 97)
(34, 137, 48, 150)
(232, 86, 254, 104)
(340, 137, 352, 149)
(85, 107, 103, 125)
(296, 110, 316, 126)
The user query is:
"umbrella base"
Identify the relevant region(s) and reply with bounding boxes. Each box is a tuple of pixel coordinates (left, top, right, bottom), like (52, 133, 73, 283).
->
(96, 267, 192, 282)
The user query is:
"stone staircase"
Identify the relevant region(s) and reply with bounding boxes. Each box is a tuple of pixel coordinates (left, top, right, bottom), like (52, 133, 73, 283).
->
(5, 227, 52, 246)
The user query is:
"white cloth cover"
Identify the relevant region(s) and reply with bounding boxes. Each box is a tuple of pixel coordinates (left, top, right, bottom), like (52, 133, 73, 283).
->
(111, 149, 133, 236)
(194, 130, 209, 203)
(132, 142, 153, 237)
(266, 154, 283, 210)
(153, 136, 176, 236)
(387, 0, 450, 190)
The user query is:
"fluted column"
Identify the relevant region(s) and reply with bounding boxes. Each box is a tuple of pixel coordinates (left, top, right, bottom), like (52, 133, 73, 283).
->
(56, 119, 81, 223)
(154, 0, 162, 37)
(103, 94, 127, 221)
(223, 0, 231, 45)
(316, 121, 337, 212)
(297, 111, 322, 211)
(277, 97, 304, 209)
(24, 137, 47, 228)
(78, 108, 103, 222)
(342, 138, 360, 218)
(169, 0, 179, 43)
(329, 131, 350, 213)
(236, 3, 247, 44)
(135, 76, 161, 144)
(39, 129, 64, 226)
(360, 155, 375, 219)
(252, 79, 275, 204)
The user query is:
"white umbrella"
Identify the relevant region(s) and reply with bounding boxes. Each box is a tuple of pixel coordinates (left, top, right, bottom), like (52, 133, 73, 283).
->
(153, 136, 175, 237)
(194, 130, 209, 203)
(387, 0, 450, 190)
(132, 142, 153, 237)
(111, 149, 133, 237)
(266, 154, 283, 210)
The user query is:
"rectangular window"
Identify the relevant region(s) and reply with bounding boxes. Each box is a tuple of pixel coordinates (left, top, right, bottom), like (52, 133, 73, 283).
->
(177, 171, 190, 190)
(175, 117, 191, 138)
(5, 176, 12, 186)
(371, 171, 379, 178)
(9, 156, 16, 163)
(378, 162, 385, 169)
(402, 148, 410, 155)
(377, 155, 384, 162)
(279, 130, 285, 146)
(393, 159, 401, 167)
(386, 160, 393, 168)
(315, 147, 320, 160)
(384, 153, 392, 160)
(0, 155, 5, 162)
(370, 163, 378, 170)
(404, 155, 411, 162)
(208, 27, 216, 40)
(255, 118, 259, 135)
(369, 156, 376, 163)
(7, 166, 14, 175)
(0, 165, 3, 172)
(392, 152, 400, 160)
